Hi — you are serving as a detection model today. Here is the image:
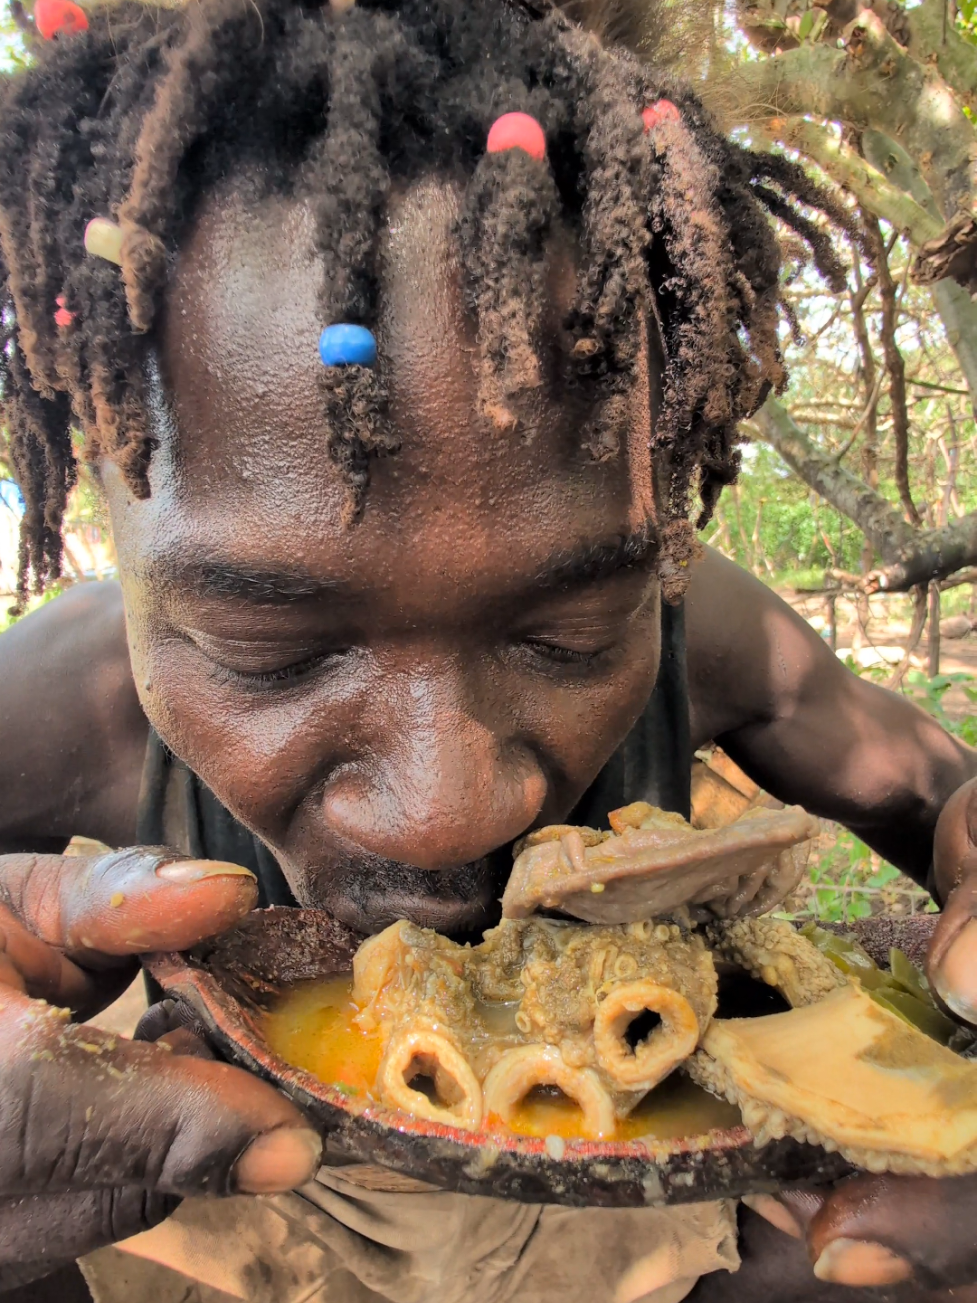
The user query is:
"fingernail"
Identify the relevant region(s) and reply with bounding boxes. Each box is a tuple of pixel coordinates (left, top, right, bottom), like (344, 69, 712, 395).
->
(813, 1239, 912, 1287)
(934, 917, 977, 1022)
(233, 1127, 322, 1194)
(741, 1193, 803, 1238)
(156, 859, 257, 884)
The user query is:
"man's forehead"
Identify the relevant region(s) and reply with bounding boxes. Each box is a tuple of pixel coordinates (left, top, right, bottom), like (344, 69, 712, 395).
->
(132, 170, 648, 588)
(151, 172, 626, 480)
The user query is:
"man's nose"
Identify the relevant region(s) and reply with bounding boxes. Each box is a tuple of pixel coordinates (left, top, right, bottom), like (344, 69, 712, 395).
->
(321, 711, 547, 871)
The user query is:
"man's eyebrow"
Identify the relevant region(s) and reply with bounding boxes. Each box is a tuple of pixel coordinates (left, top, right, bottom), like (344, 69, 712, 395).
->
(534, 532, 656, 590)
(151, 555, 343, 604)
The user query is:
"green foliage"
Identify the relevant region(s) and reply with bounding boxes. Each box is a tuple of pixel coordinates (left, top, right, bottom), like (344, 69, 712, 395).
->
(0, 1, 29, 71)
(904, 669, 977, 746)
(795, 826, 936, 923)
(959, 0, 977, 46)
(1, 583, 64, 632)
(806, 830, 874, 922)
(702, 444, 867, 575)
(797, 6, 828, 43)
(802, 829, 899, 922)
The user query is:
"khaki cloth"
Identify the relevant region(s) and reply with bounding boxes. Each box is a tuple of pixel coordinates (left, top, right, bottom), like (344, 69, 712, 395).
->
(79, 1167, 739, 1303)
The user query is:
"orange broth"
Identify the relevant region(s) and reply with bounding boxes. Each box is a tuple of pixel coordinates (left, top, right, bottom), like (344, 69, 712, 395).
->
(263, 976, 741, 1141)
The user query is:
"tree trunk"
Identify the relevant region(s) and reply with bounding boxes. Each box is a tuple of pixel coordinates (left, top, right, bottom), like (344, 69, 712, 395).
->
(928, 582, 942, 678)
(931, 278, 977, 408)
(888, 584, 929, 689)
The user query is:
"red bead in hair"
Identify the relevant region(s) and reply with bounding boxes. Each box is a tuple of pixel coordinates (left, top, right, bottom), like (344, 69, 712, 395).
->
(54, 295, 74, 328)
(34, 0, 89, 40)
(642, 99, 681, 132)
(486, 112, 546, 162)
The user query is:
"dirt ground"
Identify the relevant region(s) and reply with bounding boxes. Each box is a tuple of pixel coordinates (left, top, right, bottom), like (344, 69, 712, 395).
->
(786, 587, 977, 722)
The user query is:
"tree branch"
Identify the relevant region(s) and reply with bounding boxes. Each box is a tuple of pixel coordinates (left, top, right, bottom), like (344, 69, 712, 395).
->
(770, 118, 945, 247)
(910, 377, 971, 397)
(748, 397, 977, 590)
(930, 277, 977, 401)
(748, 397, 917, 557)
(730, 12, 977, 220)
(866, 214, 921, 524)
(903, 0, 977, 113)
(886, 584, 928, 690)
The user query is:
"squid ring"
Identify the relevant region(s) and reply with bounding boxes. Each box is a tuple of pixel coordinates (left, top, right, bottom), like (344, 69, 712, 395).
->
(378, 1026, 483, 1131)
(482, 1044, 616, 1139)
(594, 980, 700, 1090)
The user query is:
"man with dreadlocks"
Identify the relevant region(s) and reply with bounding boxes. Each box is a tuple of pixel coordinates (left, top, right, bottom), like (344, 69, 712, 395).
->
(2, 0, 977, 1300)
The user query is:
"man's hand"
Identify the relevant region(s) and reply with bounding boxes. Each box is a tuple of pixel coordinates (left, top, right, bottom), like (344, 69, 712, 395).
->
(0, 848, 322, 1289)
(744, 1174, 977, 1292)
(742, 777, 977, 1291)
(928, 775, 977, 1022)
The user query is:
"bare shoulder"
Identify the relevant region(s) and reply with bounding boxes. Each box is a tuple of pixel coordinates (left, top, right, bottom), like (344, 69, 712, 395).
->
(0, 581, 148, 851)
(684, 547, 846, 749)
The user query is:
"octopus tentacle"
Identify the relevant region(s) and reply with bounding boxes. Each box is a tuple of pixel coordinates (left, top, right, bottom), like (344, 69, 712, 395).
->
(705, 917, 845, 1008)
(482, 1044, 616, 1138)
(594, 980, 701, 1090)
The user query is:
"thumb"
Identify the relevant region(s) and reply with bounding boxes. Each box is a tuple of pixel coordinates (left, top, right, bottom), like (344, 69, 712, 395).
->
(932, 777, 977, 905)
(927, 780, 977, 1024)
(0, 848, 258, 967)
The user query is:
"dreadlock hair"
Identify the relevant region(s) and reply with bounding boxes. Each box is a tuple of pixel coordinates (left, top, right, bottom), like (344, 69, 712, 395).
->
(0, 0, 855, 611)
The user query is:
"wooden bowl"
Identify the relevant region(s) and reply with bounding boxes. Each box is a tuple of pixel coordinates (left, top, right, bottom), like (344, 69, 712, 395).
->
(144, 908, 933, 1208)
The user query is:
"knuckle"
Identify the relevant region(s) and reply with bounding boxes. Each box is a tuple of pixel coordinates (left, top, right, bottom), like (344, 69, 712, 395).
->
(0, 1004, 168, 1196)
(0, 1187, 178, 1283)
(106, 1186, 180, 1243)
(0, 854, 57, 928)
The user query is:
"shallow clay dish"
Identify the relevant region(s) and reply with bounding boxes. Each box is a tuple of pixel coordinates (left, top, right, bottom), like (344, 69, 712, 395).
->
(144, 909, 937, 1208)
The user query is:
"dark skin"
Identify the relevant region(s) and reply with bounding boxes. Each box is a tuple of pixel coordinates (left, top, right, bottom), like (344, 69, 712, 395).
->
(2, 175, 977, 1298)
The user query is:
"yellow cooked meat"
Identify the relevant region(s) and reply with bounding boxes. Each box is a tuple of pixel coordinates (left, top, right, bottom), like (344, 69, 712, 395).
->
(688, 984, 977, 1177)
(351, 916, 718, 1130)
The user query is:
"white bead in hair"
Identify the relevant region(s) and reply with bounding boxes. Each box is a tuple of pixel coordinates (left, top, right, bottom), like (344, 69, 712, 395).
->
(84, 217, 124, 266)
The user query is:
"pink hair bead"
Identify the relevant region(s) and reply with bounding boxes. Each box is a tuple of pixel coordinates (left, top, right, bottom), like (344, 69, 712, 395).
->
(486, 112, 546, 162)
(642, 99, 681, 132)
(54, 295, 73, 328)
(34, 0, 89, 40)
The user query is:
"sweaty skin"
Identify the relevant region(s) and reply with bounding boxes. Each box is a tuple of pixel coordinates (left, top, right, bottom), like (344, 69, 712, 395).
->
(3, 175, 977, 1297)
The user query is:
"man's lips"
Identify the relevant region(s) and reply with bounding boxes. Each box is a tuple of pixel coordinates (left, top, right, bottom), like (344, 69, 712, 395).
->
(343, 884, 499, 933)
(292, 844, 513, 936)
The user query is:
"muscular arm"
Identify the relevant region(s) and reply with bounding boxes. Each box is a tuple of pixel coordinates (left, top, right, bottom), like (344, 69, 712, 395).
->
(0, 581, 148, 853)
(685, 548, 977, 886)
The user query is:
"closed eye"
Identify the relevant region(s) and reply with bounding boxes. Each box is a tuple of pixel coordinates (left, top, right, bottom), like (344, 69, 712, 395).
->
(207, 650, 346, 690)
(521, 638, 607, 667)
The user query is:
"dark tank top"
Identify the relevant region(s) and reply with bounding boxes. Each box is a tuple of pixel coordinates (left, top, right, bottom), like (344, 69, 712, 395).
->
(136, 602, 692, 908)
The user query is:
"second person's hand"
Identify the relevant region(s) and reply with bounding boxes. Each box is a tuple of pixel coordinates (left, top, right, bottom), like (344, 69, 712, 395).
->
(0, 847, 322, 1289)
